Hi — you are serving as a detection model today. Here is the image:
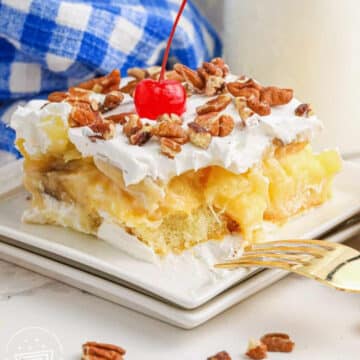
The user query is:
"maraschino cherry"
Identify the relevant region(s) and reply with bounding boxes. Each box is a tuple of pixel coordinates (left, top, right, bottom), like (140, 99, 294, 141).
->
(134, 0, 187, 119)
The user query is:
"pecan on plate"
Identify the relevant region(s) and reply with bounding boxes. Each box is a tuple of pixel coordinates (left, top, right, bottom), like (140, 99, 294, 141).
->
(196, 94, 232, 115)
(260, 86, 293, 106)
(82, 341, 126, 360)
(245, 339, 267, 360)
(207, 350, 232, 360)
(188, 122, 212, 149)
(295, 103, 314, 117)
(75, 69, 121, 94)
(160, 137, 182, 159)
(260, 333, 295, 353)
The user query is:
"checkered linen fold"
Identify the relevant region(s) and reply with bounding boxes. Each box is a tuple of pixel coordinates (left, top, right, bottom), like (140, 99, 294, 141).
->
(0, 0, 222, 161)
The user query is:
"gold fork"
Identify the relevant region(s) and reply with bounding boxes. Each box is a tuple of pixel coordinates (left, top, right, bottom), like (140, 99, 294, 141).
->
(216, 239, 360, 293)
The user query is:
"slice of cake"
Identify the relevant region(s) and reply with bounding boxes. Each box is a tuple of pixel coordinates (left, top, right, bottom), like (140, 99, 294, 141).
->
(11, 59, 341, 258)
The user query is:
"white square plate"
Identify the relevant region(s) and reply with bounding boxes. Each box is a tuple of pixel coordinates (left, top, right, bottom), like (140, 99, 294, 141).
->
(0, 221, 358, 329)
(0, 161, 359, 310)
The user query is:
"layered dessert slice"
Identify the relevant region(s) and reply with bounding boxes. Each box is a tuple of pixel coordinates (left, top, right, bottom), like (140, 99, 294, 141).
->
(11, 59, 341, 258)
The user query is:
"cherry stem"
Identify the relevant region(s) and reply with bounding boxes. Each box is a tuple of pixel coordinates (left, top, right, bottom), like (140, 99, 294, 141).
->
(159, 0, 188, 82)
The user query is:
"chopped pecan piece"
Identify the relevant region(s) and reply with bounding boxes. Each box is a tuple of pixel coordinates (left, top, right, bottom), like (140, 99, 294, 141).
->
(218, 114, 235, 137)
(68, 103, 99, 127)
(102, 90, 124, 112)
(105, 112, 136, 125)
(202, 61, 224, 77)
(76, 69, 121, 94)
(171, 135, 189, 145)
(207, 350, 232, 360)
(152, 121, 186, 139)
(204, 76, 227, 96)
(89, 121, 115, 141)
(246, 340, 267, 360)
(197, 58, 229, 96)
(227, 79, 262, 96)
(174, 63, 205, 90)
(130, 125, 152, 146)
(165, 70, 185, 82)
(188, 122, 212, 149)
(295, 103, 314, 117)
(195, 112, 219, 136)
(120, 79, 138, 97)
(68, 87, 91, 97)
(82, 341, 126, 360)
(48, 91, 68, 102)
(201, 58, 229, 78)
(127, 67, 149, 81)
(260, 86, 293, 106)
(247, 97, 271, 116)
(196, 94, 232, 115)
(211, 57, 230, 77)
(234, 97, 255, 123)
(157, 113, 183, 125)
(147, 66, 162, 79)
(123, 114, 142, 137)
(127, 66, 161, 81)
(260, 333, 295, 353)
(160, 137, 182, 158)
(233, 87, 260, 100)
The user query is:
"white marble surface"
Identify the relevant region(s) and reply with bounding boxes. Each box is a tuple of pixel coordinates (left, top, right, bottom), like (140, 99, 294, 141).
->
(0, 234, 359, 359)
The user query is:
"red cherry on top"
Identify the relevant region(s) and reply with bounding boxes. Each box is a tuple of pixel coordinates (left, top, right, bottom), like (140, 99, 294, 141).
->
(134, 79, 186, 119)
(134, 0, 188, 120)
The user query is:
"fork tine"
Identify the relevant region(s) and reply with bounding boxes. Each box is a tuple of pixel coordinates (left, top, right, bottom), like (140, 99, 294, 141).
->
(238, 253, 311, 265)
(251, 239, 337, 250)
(216, 259, 296, 270)
(244, 246, 327, 258)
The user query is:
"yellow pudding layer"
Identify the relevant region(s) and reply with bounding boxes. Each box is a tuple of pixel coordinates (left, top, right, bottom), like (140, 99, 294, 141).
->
(19, 137, 341, 255)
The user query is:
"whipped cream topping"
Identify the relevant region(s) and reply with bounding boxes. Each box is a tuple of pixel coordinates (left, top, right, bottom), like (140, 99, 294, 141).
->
(11, 100, 71, 156)
(11, 76, 323, 185)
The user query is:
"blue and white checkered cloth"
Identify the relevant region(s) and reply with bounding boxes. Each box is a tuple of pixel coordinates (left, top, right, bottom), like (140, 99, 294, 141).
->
(0, 0, 222, 163)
